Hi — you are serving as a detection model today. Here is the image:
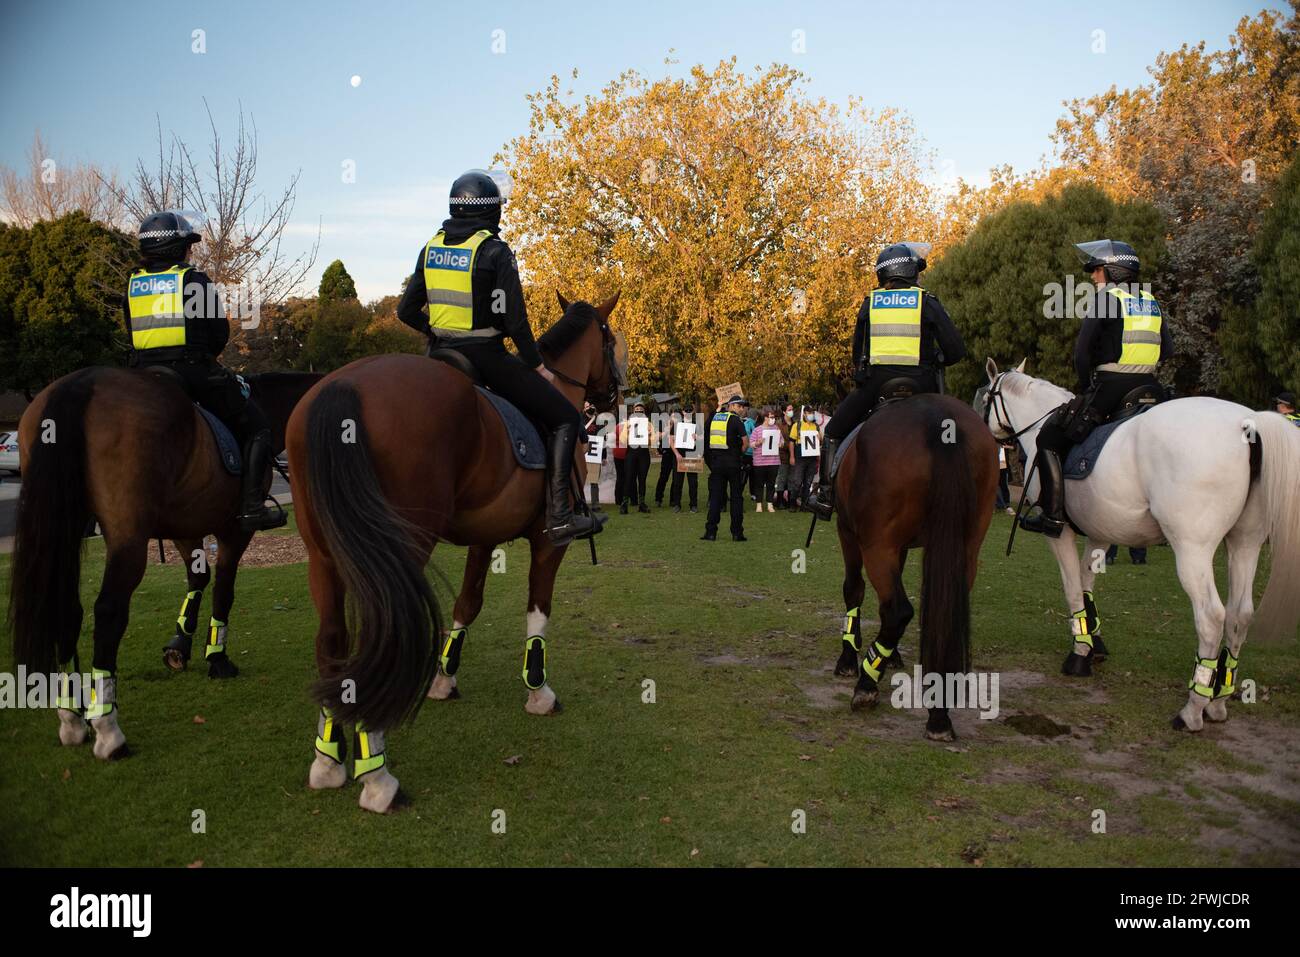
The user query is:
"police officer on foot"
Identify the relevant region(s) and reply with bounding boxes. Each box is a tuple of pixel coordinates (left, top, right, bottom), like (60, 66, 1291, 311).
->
(1274, 391, 1300, 425)
(123, 211, 284, 532)
(1021, 239, 1173, 537)
(808, 242, 966, 520)
(701, 395, 749, 541)
(397, 169, 603, 546)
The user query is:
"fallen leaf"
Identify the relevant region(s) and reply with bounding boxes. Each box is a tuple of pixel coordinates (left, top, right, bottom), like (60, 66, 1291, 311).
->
(798, 754, 814, 761)
(193, 715, 206, 724)
(187, 860, 204, 869)
(61, 768, 71, 782)
(660, 816, 672, 824)
(690, 848, 700, 858)
(504, 754, 522, 766)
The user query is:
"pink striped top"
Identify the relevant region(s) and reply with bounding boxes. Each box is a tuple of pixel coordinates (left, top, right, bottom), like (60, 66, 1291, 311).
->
(750, 424, 783, 466)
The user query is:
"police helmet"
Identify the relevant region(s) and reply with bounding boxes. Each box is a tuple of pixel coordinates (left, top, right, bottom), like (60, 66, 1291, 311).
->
(449, 169, 506, 219)
(1075, 239, 1140, 283)
(876, 242, 931, 283)
(138, 211, 201, 258)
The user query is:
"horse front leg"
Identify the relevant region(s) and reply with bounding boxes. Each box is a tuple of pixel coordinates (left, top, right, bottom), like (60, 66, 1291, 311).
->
(835, 522, 866, 677)
(1048, 529, 1095, 676)
(1079, 537, 1111, 662)
(429, 543, 492, 701)
(523, 528, 566, 715)
(851, 549, 913, 716)
(85, 538, 148, 760)
(204, 530, 252, 679)
(163, 537, 211, 671)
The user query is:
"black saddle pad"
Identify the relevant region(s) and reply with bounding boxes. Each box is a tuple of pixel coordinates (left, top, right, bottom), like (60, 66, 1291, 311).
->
(196, 406, 242, 475)
(476, 387, 544, 470)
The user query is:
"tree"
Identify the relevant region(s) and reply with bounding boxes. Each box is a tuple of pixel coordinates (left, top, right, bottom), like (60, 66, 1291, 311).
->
(926, 183, 1166, 401)
(1220, 150, 1300, 405)
(318, 259, 358, 304)
(0, 132, 126, 229)
(499, 60, 943, 403)
(1050, 3, 1300, 392)
(0, 212, 134, 397)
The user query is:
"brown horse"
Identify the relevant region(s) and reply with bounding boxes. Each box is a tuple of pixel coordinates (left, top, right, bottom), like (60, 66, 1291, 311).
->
(827, 394, 997, 740)
(7, 368, 321, 759)
(286, 293, 621, 813)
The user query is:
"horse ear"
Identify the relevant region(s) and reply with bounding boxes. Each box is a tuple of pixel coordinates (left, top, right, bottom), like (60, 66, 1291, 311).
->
(1015, 357, 1028, 374)
(596, 290, 621, 319)
(556, 291, 571, 312)
(985, 357, 999, 383)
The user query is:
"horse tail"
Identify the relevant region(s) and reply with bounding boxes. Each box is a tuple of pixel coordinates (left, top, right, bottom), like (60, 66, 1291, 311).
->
(303, 379, 439, 730)
(919, 415, 977, 677)
(1250, 414, 1300, 642)
(8, 369, 97, 674)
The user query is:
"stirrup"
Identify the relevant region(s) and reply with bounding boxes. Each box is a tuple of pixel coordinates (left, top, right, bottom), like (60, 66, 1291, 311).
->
(239, 495, 288, 532)
(807, 493, 834, 520)
(1019, 509, 1064, 538)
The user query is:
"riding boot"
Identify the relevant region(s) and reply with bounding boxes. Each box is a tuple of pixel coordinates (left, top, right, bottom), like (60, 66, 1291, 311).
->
(237, 429, 287, 532)
(806, 437, 839, 520)
(545, 423, 607, 546)
(588, 482, 602, 512)
(1019, 448, 1066, 538)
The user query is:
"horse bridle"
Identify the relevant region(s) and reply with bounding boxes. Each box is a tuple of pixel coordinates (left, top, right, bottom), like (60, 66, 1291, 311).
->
(983, 371, 1054, 441)
(544, 317, 622, 408)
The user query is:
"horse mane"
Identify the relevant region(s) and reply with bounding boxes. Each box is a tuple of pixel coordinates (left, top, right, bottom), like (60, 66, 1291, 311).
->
(538, 301, 599, 357)
(1004, 370, 1073, 403)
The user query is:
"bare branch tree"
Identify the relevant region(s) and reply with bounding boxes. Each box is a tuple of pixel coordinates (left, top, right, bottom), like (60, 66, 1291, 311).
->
(0, 131, 127, 228)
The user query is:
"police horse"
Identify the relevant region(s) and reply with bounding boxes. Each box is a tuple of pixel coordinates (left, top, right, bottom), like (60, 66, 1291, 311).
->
(286, 293, 622, 812)
(981, 359, 1300, 730)
(8, 368, 320, 759)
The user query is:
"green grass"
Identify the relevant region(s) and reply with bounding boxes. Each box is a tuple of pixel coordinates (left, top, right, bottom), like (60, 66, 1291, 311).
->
(1, 503, 1297, 867)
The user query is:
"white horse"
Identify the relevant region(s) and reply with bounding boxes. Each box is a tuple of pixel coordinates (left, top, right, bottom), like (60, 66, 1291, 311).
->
(980, 359, 1300, 730)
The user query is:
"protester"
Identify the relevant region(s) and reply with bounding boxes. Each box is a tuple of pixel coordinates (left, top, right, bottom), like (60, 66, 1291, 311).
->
(670, 401, 700, 512)
(750, 406, 783, 512)
(624, 401, 653, 514)
(789, 406, 820, 508)
(654, 405, 677, 507)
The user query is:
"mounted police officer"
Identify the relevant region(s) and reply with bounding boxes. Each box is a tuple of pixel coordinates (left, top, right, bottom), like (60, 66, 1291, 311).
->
(808, 242, 966, 520)
(1021, 239, 1174, 537)
(1274, 391, 1300, 425)
(123, 211, 284, 532)
(395, 169, 602, 546)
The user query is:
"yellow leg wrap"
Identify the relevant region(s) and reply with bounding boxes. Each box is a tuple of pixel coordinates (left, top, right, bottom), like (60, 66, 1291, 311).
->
(842, 606, 861, 652)
(177, 590, 201, 635)
(353, 722, 386, 778)
(205, 618, 227, 660)
(861, 641, 893, 683)
(314, 707, 343, 763)
(1215, 650, 1239, 699)
(522, 636, 547, 691)
(1189, 656, 1219, 698)
(84, 668, 115, 720)
(1069, 609, 1093, 650)
(440, 627, 466, 676)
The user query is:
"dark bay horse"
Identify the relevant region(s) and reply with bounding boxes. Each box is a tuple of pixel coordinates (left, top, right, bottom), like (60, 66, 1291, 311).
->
(286, 293, 621, 813)
(828, 394, 998, 740)
(7, 368, 320, 759)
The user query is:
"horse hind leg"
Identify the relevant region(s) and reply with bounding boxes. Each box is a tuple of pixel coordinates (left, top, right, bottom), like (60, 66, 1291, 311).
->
(86, 538, 148, 760)
(1169, 542, 1228, 733)
(835, 524, 867, 677)
(203, 531, 252, 680)
(429, 544, 493, 701)
(851, 549, 913, 713)
(163, 538, 210, 671)
(307, 558, 349, 791)
(1079, 538, 1111, 661)
(1205, 507, 1266, 725)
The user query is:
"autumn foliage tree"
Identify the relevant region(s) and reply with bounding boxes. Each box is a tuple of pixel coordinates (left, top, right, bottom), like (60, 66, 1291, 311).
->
(500, 60, 943, 402)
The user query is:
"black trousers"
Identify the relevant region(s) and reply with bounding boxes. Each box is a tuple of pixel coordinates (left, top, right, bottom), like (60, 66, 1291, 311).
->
(443, 338, 580, 432)
(625, 448, 651, 504)
(705, 463, 745, 536)
(670, 466, 699, 507)
(1039, 370, 1158, 456)
(824, 366, 939, 444)
(141, 354, 269, 444)
(753, 464, 778, 504)
(614, 457, 628, 503)
(654, 449, 674, 503)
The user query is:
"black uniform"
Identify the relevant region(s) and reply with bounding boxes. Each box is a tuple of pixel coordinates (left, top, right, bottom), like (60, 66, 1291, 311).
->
(396, 215, 579, 433)
(703, 412, 747, 539)
(122, 259, 269, 442)
(824, 282, 967, 444)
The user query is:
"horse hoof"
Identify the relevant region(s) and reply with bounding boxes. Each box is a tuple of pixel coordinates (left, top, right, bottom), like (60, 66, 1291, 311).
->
(359, 769, 401, 814)
(1204, 700, 1229, 723)
(90, 714, 126, 760)
(104, 742, 131, 761)
(206, 655, 239, 680)
(57, 711, 88, 746)
(525, 685, 560, 715)
(833, 662, 858, 678)
(427, 673, 459, 701)
(163, 649, 188, 672)
(924, 727, 957, 743)
(1061, 652, 1093, 677)
(850, 690, 878, 712)
(308, 754, 348, 790)
(1091, 635, 1109, 662)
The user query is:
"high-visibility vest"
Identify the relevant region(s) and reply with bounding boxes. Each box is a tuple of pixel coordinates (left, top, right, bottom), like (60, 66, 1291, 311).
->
(1106, 287, 1163, 373)
(126, 266, 191, 350)
(709, 412, 734, 449)
(868, 287, 923, 365)
(1285, 411, 1300, 427)
(423, 229, 492, 332)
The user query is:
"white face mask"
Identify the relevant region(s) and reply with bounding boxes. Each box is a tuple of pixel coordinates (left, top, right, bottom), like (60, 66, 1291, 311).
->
(766, 416, 775, 424)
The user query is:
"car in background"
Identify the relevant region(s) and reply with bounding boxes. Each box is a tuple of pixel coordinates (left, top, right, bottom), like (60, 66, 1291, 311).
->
(0, 431, 20, 475)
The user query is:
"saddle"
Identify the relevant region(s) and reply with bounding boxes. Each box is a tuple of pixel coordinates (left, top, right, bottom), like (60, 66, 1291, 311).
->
(1062, 385, 1167, 481)
(428, 350, 544, 470)
(144, 365, 241, 475)
(830, 379, 923, 479)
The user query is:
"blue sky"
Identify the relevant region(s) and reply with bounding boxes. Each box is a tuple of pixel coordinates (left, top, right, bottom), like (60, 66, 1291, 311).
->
(0, 0, 1277, 300)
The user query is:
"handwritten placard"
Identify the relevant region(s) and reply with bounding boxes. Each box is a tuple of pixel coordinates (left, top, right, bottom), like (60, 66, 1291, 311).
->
(584, 434, 605, 464)
(714, 382, 744, 407)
